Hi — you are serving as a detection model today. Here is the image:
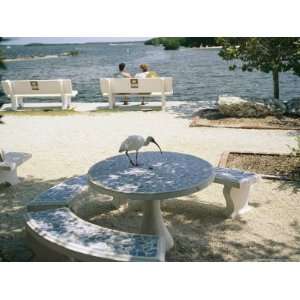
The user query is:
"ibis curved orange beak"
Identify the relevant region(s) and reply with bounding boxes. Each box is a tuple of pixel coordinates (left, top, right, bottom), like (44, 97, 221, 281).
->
(152, 139, 163, 154)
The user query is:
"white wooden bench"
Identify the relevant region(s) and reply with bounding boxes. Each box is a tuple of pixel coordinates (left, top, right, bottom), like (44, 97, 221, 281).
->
(1, 79, 78, 110)
(214, 167, 260, 219)
(27, 175, 89, 211)
(25, 207, 165, 262)
(0, 151, 32, 185)
(100, 77, 173, 110)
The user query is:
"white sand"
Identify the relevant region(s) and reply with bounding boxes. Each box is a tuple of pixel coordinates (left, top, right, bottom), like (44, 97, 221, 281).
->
(1, 110, 295, 179)
(0, 109, 299, 261)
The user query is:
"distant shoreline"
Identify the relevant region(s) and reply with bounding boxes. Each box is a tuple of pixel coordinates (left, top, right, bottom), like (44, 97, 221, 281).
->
(3, 51, 79, 63)
(4, 55, 60, 63)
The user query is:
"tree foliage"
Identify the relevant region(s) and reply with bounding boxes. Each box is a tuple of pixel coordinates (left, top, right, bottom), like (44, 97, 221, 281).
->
(218, 38, 300, 99)
(0, 51, 5, 69)
(0, 37, 7, 99)
(0, 37, 6, 70)
(162, 39, 181, 50)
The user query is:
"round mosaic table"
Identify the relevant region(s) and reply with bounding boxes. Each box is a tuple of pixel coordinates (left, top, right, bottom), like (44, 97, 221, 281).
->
(88, 151, 215, 251)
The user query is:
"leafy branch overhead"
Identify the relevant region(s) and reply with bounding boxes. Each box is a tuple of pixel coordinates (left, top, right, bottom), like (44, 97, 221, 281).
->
(218, 38, 300, 99)
(0, 37, 7, 70)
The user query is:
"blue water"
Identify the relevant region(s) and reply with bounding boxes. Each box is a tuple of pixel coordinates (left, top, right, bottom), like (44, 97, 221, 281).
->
(1, 42, 300, 103)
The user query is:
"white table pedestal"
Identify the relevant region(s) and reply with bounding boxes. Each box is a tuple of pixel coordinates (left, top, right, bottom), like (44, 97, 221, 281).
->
(140, 200, 174, 251)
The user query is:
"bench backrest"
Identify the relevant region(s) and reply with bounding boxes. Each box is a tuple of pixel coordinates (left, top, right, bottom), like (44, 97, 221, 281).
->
(1, 79, 74, 97)
(100, 78, 173, 95)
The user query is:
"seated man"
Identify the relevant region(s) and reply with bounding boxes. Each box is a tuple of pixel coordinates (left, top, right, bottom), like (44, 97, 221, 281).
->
(114, 63, 131, 105)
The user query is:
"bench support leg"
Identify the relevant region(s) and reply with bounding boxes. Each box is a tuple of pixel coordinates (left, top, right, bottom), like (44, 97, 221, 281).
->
(161, 93, 166, 111)
(61, 95, 71, 109)
(11, 96, 18, 111)
(223, 184, 252, 219)
(141, 200, 174, 251)
(0, 168, 19, 185)
(18, 97, 24, 108)
(108, 94, 115, 109)
(66, 96, 72, 109)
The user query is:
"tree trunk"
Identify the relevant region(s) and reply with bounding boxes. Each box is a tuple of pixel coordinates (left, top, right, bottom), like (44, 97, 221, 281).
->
(272, 70, 279, 99)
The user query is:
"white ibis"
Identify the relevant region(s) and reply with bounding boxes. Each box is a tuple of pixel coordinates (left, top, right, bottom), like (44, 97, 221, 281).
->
(119, 135, 162, 166)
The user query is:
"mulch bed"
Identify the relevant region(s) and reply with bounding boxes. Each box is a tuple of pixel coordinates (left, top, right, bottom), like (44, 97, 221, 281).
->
(219, 151, 300, 181)
(190, 109, 300, 130)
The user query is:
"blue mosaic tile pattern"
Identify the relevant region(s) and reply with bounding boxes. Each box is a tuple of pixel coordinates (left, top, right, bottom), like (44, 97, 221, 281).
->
(88, 152, 214, 196)
(214, 167, 258, 187)
(27, 175, 88, 209)
(27, 208, 164, 261)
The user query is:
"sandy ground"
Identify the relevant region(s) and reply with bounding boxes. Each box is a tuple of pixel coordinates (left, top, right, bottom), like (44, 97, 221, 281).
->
(0, 105, 299, 261)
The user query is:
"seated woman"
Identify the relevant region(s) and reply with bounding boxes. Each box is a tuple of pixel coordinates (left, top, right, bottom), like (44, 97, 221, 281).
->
(135, 64, 159, 78)
(135, 64, 159, 105)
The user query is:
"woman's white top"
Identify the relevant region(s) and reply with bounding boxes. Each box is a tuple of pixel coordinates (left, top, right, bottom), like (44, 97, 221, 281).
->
(135, 72, 149, 79)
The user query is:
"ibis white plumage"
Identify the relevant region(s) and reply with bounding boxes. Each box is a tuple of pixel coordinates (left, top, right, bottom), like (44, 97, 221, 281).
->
(119, 135, 162, 166)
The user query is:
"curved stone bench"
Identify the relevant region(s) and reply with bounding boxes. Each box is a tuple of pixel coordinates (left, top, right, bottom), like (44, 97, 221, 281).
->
(25, 175, 165, 261)
(25, 207, 165, 262)
(214, 167, 260, 219)
(27, 175, 89, 212)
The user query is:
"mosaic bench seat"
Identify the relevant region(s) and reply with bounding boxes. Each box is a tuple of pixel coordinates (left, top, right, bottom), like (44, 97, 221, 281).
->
(25, 207, 165, 262)
(27, 175, 89, 211)
(214, 167, 260, 219)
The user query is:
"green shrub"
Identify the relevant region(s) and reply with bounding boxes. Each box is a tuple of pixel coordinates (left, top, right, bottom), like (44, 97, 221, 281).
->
(70, 50, 80, 56)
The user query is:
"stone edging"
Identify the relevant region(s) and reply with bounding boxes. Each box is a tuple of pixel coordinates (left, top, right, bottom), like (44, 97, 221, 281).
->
(190, 117, 300, 130)
(218, 151, 299, 181)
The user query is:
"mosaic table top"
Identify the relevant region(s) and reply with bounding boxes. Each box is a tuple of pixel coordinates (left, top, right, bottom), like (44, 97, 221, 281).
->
(88, 151, 215, 201)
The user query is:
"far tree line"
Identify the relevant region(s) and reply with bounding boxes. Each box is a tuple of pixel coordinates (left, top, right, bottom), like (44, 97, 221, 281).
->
(144, 37, 218, 49)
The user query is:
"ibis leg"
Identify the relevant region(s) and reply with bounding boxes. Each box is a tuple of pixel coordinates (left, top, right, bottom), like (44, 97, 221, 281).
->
(126, 151, 135, 166)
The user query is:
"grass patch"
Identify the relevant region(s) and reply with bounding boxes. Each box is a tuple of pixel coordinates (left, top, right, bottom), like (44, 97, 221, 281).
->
(0, 105, 162, 117)
(90, 106, 162, 113)
(0, 109, 79, 117)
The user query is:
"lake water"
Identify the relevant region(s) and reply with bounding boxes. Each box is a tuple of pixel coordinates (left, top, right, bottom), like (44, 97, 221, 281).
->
(1, 42, 300, 104)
